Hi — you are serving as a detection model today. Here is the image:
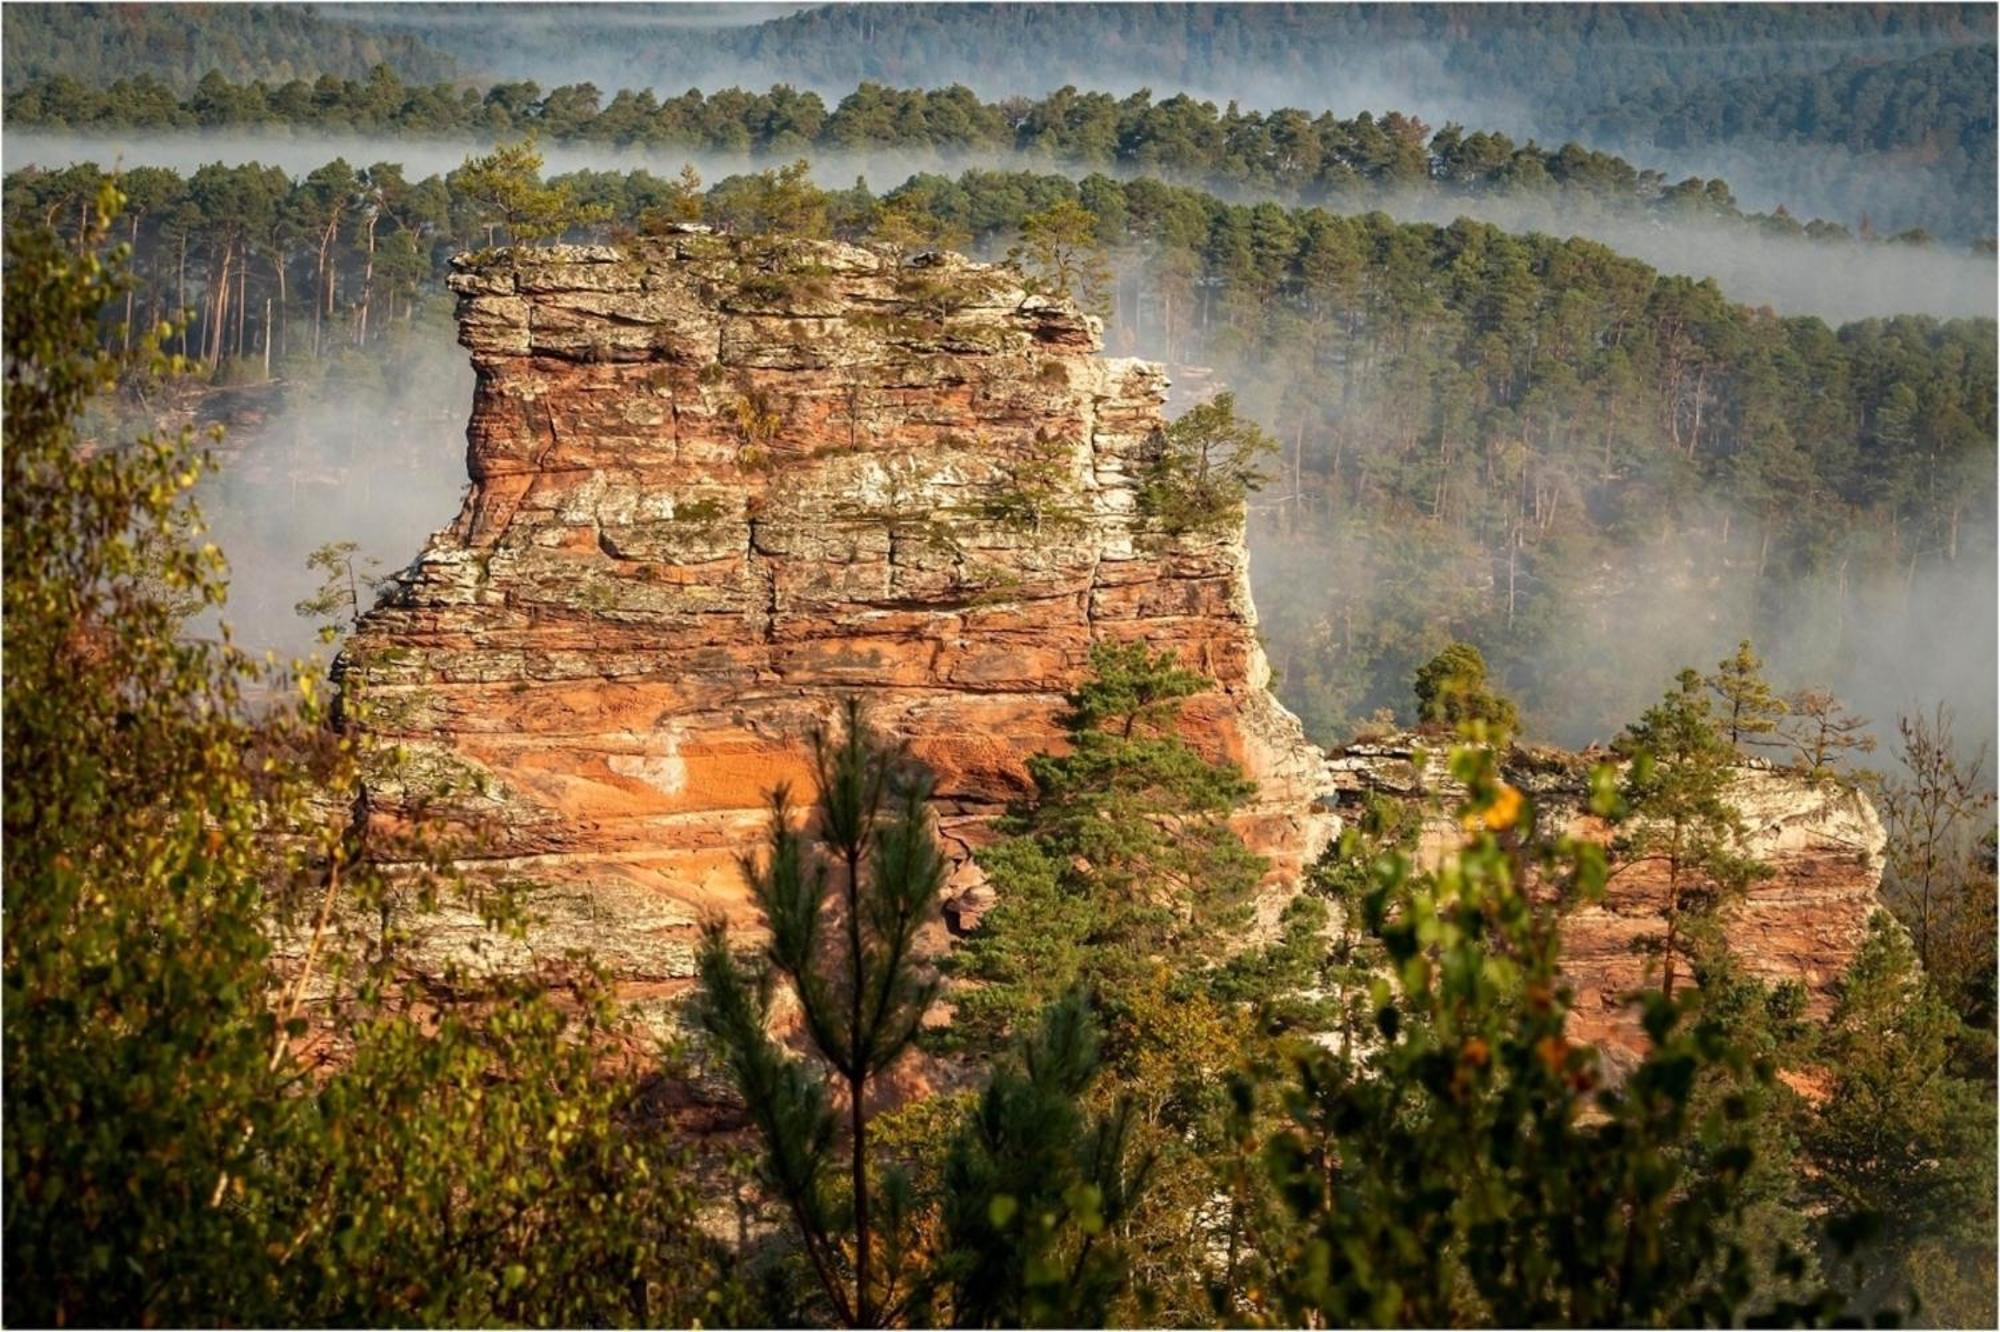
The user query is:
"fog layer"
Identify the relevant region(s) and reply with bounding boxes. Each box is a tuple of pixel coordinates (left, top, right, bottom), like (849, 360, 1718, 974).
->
(8, 130, 1995, 324)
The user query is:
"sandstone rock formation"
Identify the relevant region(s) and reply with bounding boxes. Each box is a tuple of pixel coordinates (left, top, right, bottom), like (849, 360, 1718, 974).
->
(1326, 734, 1888, 1059)
(340, 236, 1334, 993)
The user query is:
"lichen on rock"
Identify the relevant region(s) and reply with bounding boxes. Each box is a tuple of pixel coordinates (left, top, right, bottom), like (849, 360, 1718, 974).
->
(341, 238, 1335, 992)
(1326, 731, 1888, 1059)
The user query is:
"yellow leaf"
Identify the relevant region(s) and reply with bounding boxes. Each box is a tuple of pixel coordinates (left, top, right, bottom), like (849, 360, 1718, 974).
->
(1482, 782, 1523, 831)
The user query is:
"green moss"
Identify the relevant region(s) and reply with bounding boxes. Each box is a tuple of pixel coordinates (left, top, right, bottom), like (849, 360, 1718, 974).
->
(673, 496, 728, 526)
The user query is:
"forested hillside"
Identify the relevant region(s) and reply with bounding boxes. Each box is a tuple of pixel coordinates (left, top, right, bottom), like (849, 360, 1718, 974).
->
(15, 3, 1994, 236)
(9, 150, 1989, 748)
(0, 2, 457, 93)
(328, 1, 1990, 120)
(1579, 42, 2000, 238)
(9, 180, 1996, 1328)
(4, 68, 1884, 244)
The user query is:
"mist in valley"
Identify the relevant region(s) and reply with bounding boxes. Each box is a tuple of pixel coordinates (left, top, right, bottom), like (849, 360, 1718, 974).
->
(183, 325, 472, 672)
(328, 0, 1995, 244)
(9, 129, 1995, 323)
(18, 122, 1988, 772)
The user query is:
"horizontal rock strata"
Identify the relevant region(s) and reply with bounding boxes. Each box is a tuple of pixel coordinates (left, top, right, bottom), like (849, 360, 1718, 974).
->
(341, 237, 1334, 992)
(1326, 734, 1887, 1059)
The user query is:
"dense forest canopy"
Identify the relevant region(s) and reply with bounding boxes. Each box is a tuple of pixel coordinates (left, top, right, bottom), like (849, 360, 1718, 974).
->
(0, 66, 1929, 249)
(1577, 41, 1999, 239)
(7, 3, 1995, 237)
(8, 148, 1990, 751)
(0, 2, 458, 93)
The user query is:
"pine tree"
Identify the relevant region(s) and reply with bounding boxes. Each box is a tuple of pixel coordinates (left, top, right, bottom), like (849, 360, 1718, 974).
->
(1412, 640, 1520, 737)
(1707, 639, 1787, 749)
(1136, 392, 1279, 537)
(1877, 705, 1995, 997)
(944, 643, 1287, 1321)
(451, 138, 602, 246)
(294, 538, 382, 642)
(1807, 915, 1997, 1323)
(695, 698, 946, 1328)
(1614, 668, 1770, 1002)
(948, 641, 1267, 1049)
(932, 994, 1153, 1327)
(1012, 199, 1112, 318)
(1778, 687, 1875, 781)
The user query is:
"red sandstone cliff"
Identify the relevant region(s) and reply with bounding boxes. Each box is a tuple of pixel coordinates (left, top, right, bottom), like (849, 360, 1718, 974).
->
(341, 236, 1885, 1054)
(1326, 734, 1888, 1059)
(341, 235, 1335, 991)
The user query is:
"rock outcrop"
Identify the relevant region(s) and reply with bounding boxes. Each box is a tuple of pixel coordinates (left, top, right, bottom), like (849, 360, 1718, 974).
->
(341, 237, 1334, 992)
(341, 236, 1885, 1061)
(1326, 734, 1888, 1058)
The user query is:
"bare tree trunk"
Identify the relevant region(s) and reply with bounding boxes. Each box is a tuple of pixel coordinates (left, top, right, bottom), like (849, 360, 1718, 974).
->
(211, 243, 233, 368)
(124, 212, 140, 353)
(235, 258, 248, 360)
(314, 218, 337, 359)
(844, 844, 872, 1329)
(357, 212, 379, 346)
(275, 250, 288, 362)
(175, 231, 188, 357)
(1506, 529, 1518, 630)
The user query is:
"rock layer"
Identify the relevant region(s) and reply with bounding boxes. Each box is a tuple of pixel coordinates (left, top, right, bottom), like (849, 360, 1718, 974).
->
(342, 237, 1334, 988)
(1326, 735, 1888, 1058)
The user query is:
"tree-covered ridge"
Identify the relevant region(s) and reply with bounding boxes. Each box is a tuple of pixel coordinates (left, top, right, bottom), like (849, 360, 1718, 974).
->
(714, 2, 1991, 110)
(6, 152, 1991, 742)
(333, 1, 1989, 118)
(1589, 41, 1998, 163)
(3, 69, 1925, 247)
(5, 150, 1994, 1332)
(1579, 42, 1999, 237)
(0, 2, 457, 95)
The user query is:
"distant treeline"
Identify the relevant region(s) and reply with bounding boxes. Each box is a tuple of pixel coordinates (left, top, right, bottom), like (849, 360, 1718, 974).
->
(3, 69, 1955, 247)
(1586, 41, 1997, 167)
(8, 150, 1991, 738)
(692, 3, 1992, 121)
(0, 2, 457, 94)
(1578, 42, 1999, 238)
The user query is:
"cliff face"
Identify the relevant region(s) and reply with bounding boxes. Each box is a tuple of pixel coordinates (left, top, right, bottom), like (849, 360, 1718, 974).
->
(341, 237, 1334, 989)
(1326, 735, 1888, 1059)
(342, 237, 1884, 1055)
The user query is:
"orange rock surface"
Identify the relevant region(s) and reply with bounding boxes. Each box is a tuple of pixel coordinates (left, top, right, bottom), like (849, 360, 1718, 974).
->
(1326, 735, 1888, 1060)
(341, 236, 1335, 990)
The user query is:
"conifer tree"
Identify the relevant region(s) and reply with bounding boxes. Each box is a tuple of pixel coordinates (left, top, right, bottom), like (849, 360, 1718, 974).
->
(1779, 687, 1875, 780)
(1807, 914, 1997, 1323)
(1412, 640, 1520, 737)
(944, 643, 1289, 1321)
(949, 641, 1267, 1048)
(1878, 705, 1995, 995)
(695, 699, 947, 1328)
(1614, 668, 1769, 1001)
(932, 994, 1153, 1328)
(1707, 638, 1787, 749)
(294, 538, 383, 641)
(451, 137, 602, 245)
(1137, 392, 1279, 537)
(1012, 199, 1112, 318)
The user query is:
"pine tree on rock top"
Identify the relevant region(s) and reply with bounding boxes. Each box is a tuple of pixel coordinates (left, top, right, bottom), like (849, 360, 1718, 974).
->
(1614, 668, 1771, 1003)
(1412, 640, 1520, 739)
(1707, 638, 1788, 751)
